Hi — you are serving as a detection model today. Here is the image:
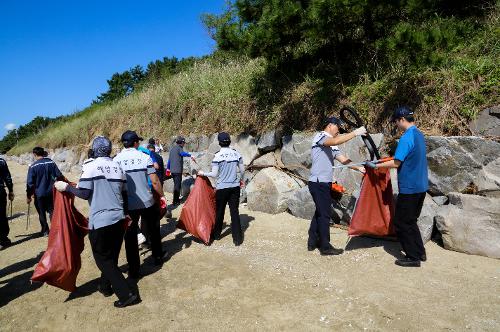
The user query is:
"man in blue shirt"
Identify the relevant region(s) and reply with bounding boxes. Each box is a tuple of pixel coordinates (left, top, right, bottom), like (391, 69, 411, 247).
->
(26, 147, 64, 236)
(368, 106, 428, 267)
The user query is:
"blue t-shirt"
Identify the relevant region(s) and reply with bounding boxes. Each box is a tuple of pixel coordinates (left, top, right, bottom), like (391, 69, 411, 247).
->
(394, 126, 429, 194)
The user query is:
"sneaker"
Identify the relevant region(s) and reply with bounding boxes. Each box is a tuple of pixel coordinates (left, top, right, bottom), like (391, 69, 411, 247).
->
(395, 258, 421, 267)
(319, 247, 344, 256)
(420, 254, 427, 262)
(114, 294, 141, 308)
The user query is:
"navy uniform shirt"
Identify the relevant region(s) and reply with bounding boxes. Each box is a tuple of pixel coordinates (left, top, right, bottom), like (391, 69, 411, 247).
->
(26, 157, 63, 197)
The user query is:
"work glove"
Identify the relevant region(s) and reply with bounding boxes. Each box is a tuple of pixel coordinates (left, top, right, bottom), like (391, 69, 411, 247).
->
(353, 126, 367, 136)
(54, 181, 68, 192)
(8, 192, 14, 201)
(364, 161, 377, 169)
(197, 171, 205, 176)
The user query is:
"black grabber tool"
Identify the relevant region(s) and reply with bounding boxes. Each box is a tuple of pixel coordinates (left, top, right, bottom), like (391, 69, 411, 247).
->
(340, 106, 381, 161)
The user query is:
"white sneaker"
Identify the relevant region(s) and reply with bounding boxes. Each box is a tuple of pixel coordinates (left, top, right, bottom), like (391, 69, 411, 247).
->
(137, 233, 146, 246)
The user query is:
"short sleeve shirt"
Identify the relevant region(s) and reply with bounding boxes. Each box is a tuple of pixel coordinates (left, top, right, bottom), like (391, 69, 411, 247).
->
(113, 148, 156, 210)
(394, 126, 429, 194)
(78, 157, 126, 230)
(309, 131, 341, 183)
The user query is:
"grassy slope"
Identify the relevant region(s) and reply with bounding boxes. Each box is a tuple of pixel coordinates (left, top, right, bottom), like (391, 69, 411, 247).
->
(9, 10, 499, 155)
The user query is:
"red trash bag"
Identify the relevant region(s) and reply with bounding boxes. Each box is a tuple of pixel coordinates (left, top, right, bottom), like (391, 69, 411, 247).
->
(348, 168, 395, 237)
(31, 188, 89, 292)
(178, 176, 216, 244)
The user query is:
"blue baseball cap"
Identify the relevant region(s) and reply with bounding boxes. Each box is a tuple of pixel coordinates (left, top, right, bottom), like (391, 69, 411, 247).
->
(324, 117, 346, 133)
(391, 106, 414, 121)
(217, 132, 231, 143)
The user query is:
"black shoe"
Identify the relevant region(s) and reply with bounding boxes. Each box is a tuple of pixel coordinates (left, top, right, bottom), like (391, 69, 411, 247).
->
(320, 247, 344, 256)
(114, 294, 141, 308)
(395, 258, 421, 267)
(307, 244, 316, 251)
(420, 254, 427, 262)
(97, 285, 113, 297)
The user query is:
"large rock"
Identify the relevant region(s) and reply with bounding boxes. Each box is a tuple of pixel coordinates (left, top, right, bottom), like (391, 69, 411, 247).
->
(233, 133, 259, 166)
(288, 186, 316, 220)
(246, 167, 303, 214)
(426, 136, 500, 195)
(435, 193, 500, 259)
(281, 133, 314, 180)
(251, 152, 279, 168)
(257, 129, 281, 153)
(469, 105, 500, 136)
(417, 194, 439, 243)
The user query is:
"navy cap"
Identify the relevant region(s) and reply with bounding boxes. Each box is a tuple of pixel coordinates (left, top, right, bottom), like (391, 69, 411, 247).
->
(176, 136, 186, 144)
(324, 117, 346, 133)
(391, 106, 414, 121)
(217, 132, 231, 143)
(121, 130, 143, 143)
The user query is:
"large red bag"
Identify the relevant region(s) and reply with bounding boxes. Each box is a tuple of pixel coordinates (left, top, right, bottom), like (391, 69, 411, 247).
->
(31, 188, 89, 292)
(178, 176, 216, 244)
(348, 168, 395, 237)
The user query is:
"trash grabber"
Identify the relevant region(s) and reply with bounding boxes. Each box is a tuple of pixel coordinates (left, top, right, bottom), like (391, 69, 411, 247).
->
(332, 157, 394, 170)
(9, 200, 13, 219)
(26, 203, 31, 231)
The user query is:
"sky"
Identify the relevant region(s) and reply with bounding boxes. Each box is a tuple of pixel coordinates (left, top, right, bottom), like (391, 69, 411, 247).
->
(0, 0, 226, 138)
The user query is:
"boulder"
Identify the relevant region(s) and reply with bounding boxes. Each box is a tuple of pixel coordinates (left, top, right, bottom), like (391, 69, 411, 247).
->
(240, 170, 259, 203)
(281, 133, 314, 180)
(246, 167, 303, 214)
(426, 136, 500, 195)
(469, 105, 500, 137)
(417, 194, 439, 243)
(233, 133, 259, 166)
(435, 193, 500, 259)
(288, 186, 316, 220)
(432, 196, 449, 206)
(257, 129, 281, 153)
(163, 175, 196, 198)
(251, 152, 278, 168)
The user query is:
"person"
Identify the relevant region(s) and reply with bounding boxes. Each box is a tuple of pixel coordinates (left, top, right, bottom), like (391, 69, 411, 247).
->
(147, 144, 165, 186)
(167, 136, 194, 205)
(148, 138, 163, 153)
(0, 157, 14, 249)
(26, 147, 64, 236)
(197, 132, 245, 246)
(114, 130, 166, 278)
(366, 106, 428, 267)
(54, 136, 140, 308)
(308, 117, 367, 255)
(81, 148, 95, 173)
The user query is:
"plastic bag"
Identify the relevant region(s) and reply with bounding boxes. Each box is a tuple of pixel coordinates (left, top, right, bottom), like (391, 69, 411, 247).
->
(178, 176, 216, 244)
(31, 188, 88, 292)
(348, 168, 395, 237)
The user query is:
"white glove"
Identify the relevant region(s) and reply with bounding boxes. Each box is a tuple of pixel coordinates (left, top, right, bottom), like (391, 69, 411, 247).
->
(54, 181, 68, 192)
(197, 171, 204, 176)
(353, 126, 367, 136)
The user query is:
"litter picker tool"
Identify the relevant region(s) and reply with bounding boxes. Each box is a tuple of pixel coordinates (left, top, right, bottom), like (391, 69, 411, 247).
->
(26, 203, 31, 231)
(9, 200, 12, 219)
(333, 157, 394, 169)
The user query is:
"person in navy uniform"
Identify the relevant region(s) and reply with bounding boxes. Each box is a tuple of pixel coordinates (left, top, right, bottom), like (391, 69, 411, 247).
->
(26, 147, 64, 236)
(308, 117, 367, 255)
(55, 136, 140, 308)
(368, 106, 428, 267)
(0, 157, 14, 249)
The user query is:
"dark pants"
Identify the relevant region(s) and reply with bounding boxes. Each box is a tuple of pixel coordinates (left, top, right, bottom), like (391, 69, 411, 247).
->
(34, 195, 53, 233)
(89, 220, 131, 301)
(172, 173, 182, 204)
(213, 186, 242, 244)
(0, 189, 9, 244)
(125, 204, 162, 276)
(308, 181, 332, 250)
(394, 193, 427, 261)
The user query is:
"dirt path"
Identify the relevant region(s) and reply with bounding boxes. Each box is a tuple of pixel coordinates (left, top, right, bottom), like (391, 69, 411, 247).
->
(0, 161, 499, 331)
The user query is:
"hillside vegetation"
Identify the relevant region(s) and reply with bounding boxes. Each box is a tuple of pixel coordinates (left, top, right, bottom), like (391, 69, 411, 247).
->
(6, 0, 500, 155)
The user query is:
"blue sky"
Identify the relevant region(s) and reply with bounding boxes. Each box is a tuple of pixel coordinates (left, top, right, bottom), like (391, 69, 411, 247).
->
(0, 0, 226, 138)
